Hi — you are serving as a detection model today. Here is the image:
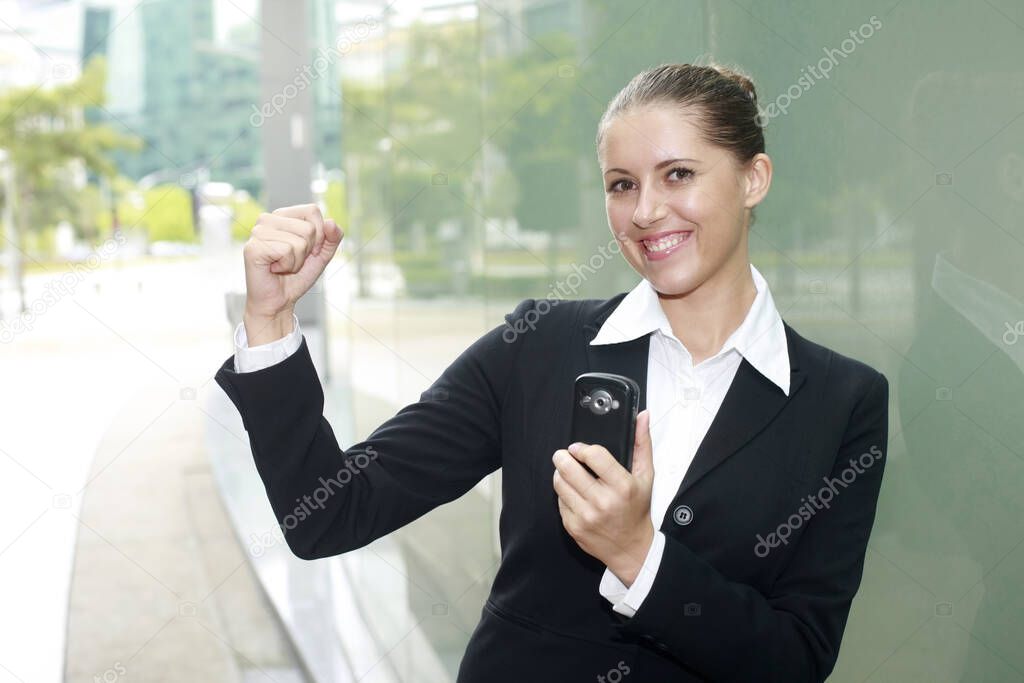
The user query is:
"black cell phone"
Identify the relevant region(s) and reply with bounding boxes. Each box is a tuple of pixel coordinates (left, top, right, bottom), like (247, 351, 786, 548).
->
(569, 372, 640, 477)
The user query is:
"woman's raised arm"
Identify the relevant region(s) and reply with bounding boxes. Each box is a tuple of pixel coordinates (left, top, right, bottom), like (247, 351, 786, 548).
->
(215, 203, 534, 560)
(215, 297, 536, 559)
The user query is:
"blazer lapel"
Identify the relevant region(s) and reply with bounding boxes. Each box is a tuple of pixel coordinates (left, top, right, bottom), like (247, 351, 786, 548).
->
(582, 321, 651, 414)
(583, 304, 808, 520)
(676, 326, 806, 497)
(581, 291, 653, 415)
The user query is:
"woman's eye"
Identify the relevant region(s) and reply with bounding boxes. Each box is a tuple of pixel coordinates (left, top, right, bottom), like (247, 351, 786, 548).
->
(607, 168, 693, 194)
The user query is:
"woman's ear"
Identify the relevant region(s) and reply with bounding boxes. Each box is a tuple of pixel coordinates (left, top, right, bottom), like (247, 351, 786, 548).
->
(743, 152, 772, 209)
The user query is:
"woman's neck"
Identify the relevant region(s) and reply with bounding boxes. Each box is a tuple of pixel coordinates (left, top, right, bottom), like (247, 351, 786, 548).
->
(656, 260, 757, 365)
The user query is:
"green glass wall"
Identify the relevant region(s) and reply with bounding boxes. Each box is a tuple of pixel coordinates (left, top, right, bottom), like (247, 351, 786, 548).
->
(330, 1, 1024, 680)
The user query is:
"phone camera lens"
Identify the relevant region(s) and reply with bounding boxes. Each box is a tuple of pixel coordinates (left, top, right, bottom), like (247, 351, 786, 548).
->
(588, 389, 615, 416)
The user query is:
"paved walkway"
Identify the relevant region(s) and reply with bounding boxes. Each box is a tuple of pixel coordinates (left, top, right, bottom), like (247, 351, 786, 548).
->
(63, 382, 306, 683)
(60, 290, 522, 683)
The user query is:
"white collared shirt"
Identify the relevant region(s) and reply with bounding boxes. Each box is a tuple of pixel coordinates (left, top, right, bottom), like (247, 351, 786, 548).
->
(230, 263, 791, 620)
(592, 262, 790, 617)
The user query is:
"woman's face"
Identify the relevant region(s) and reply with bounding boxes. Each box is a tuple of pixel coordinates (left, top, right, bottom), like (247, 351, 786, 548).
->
(599, 105, 770, 297)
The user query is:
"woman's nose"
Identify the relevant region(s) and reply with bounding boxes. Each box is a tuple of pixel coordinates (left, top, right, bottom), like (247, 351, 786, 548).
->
(633, 186, 668, 227)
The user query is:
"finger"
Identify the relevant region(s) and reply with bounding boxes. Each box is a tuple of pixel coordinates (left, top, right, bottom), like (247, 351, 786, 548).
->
(553, 468, 589, 516)
(631, 409, 655, 480)
(318, 218, 344, 261)
(246, 232, 298, 271)
(251, 229, 306, 273)
(258, 213, 316, 254)
(272, 203, 321, 221)
(553, 448, 603, 501)
(263, 241, 300, 274)
(556, 496, 575, 524)
(324, 218, 343, 244)
(568, 443, 627, 488)
(252, 226, 307, 256)
(262, 208, 317, 255)
(555, 485, 588, 535)
(272, 204, 323, 252)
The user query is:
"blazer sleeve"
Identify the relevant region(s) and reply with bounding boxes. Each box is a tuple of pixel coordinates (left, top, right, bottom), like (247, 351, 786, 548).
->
(213, 298, 537, 560)
(615, 369, 890, 683)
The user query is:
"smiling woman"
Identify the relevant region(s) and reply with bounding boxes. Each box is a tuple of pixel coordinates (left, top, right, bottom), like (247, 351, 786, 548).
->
(596, 63, 772, 362)
(215, 61, 889, 683)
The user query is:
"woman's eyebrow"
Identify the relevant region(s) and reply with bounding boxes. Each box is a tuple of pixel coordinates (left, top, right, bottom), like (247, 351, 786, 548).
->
(603, 158, 700, 176)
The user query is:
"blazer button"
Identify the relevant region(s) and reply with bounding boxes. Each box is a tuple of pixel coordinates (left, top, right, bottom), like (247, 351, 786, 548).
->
(673, 504, 693, 526)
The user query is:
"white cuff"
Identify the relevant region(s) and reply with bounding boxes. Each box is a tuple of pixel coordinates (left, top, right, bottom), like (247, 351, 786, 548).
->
(233, 312, 303, 373)
(598, 531, 666, 618)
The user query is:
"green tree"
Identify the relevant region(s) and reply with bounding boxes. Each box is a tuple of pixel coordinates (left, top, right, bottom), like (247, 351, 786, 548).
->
(0, 55, 138, 312)
(484, 33, 583, 278)
(138, 185, 195, 243)
(230, 191, 265, 242)
(323, 179, 347, 231)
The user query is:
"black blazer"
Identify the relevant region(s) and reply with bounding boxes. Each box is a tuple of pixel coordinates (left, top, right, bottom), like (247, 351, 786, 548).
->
(214, 294, 890, 683)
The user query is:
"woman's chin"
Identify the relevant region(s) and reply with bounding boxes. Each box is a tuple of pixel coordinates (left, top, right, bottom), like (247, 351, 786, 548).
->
(643, 263, 709, 296)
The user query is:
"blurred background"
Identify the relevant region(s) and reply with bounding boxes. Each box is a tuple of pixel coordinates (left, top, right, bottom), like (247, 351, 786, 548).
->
(0, 0, 1021, 681)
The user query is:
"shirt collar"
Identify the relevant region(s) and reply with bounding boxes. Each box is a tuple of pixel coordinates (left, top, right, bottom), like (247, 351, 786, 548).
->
(589, 263, 791, 395)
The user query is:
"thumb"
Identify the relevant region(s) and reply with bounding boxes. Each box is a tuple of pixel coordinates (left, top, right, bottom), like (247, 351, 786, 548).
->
(631, 409, 654, 480)
(317, 218, 344, 262)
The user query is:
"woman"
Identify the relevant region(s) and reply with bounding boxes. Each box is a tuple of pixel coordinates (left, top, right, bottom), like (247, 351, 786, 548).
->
(215, 63, 889, 682)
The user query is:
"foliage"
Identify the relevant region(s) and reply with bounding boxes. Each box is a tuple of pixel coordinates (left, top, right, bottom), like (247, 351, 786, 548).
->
(323, 179, 348, 236)
(230, 191, 265, 242)
(0, 55, 139, 244)
(137, 185, 195, 242)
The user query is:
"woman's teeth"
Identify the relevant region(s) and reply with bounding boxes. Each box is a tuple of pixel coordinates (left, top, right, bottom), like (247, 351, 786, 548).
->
(643, 232, 691, 252)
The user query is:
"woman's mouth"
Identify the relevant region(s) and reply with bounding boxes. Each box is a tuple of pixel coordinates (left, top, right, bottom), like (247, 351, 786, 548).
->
(641, 231, 693, 260)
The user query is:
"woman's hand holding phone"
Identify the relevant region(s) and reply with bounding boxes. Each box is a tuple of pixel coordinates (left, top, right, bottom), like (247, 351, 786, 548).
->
(552, 409, 657, 587)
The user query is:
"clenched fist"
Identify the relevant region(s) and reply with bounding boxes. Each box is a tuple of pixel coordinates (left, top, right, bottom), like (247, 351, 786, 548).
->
(241, 203, 344, 345)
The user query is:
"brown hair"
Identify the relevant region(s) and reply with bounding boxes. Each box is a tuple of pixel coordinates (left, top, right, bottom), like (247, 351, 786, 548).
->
(596, 61, 766, 224)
